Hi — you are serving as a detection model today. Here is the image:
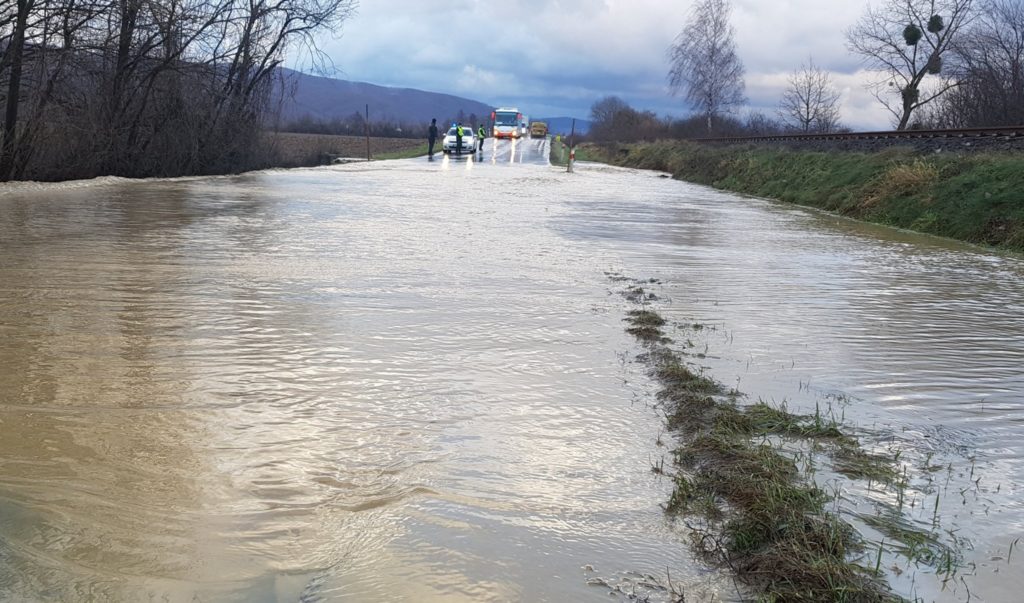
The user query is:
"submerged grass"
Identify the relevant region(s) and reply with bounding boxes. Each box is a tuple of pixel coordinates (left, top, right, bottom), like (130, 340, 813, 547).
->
(833, 445, 904, 485)
(622, 284, 906, 602)
(589, 141, 1024, 252)
(625, 309, 666, 339)
(858, 512, 957, 570)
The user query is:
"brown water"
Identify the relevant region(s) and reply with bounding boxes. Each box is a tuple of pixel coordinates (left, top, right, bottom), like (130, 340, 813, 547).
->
(1, 142, 1022, 602)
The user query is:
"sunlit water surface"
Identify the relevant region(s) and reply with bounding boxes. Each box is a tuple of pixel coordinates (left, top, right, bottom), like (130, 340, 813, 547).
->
(2, 144, 1022, 602)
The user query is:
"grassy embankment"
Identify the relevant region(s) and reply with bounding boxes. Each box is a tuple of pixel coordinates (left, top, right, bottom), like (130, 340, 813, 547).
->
(270, 132, 426, 166)
(548, 138, 605, 166)
(583, 141, 1024, 252)
(615, 276, 970, 601)
(373, 142, 431, 160)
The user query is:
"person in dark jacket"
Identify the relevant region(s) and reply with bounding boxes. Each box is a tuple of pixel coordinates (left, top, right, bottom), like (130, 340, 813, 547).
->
(427, 118, 438, 157)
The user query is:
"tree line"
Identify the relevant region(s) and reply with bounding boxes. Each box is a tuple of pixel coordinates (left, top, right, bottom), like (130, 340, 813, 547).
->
(0, 0, 356, 182)
(282, 110, 487, 139)
(591, 0, 1023, 141)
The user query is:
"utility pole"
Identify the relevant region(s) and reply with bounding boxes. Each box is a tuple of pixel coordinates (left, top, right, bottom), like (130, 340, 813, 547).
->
(364, 104, 371, 161)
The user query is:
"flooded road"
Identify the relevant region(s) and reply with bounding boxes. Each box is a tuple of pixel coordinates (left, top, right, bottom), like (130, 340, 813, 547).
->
(1, 139, 1023, 602)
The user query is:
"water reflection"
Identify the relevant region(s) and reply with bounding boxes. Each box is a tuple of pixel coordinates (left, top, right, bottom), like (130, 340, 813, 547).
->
(553, 169, 1024, 602)
(2, 156, 1022, 602)
(0, 159, 703, 601)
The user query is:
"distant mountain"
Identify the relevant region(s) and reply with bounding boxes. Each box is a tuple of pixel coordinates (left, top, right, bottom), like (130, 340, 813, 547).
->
(537, 117, 592, 136)
(276, 68, 494, 125)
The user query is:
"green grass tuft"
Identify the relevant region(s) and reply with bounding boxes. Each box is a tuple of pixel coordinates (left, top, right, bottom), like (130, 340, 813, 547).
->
(373, 143, 431, 160)
(618, 280, 906, 601)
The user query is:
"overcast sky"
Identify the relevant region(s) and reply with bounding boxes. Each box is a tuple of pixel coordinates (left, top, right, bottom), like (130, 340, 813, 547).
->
(303, 0, 893, 129)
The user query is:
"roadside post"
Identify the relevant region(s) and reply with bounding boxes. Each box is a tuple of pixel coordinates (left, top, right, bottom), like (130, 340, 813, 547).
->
(365, 104, 371, 161)
(567, 119, 576, 173)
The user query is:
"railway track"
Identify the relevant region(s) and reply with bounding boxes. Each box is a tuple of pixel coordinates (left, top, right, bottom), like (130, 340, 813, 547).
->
(693, 125, 1024, 144)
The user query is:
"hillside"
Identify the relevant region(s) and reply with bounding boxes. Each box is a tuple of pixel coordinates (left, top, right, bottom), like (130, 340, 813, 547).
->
(277, 68, 495, 125)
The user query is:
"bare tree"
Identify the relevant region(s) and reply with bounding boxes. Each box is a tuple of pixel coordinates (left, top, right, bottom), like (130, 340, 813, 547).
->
(0, 0, 35, 179)
(778, 57, 843, 132)
(588, 95, 663, 142)
(0, 0, 356, 180)
(941, 0, 1024, 126)
(0, 0, 108, 179)
(745, 111, 785, 136)
(667, 0, 746, 133)
(589, 95, 630, 126)
(847, 0, 976, 130)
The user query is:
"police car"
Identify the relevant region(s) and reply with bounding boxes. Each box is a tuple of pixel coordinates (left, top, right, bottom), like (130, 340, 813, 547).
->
(442, 125, 477, 155)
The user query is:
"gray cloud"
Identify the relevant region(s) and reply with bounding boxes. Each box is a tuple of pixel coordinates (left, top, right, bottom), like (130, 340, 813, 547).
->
(307, 0, 891, 128)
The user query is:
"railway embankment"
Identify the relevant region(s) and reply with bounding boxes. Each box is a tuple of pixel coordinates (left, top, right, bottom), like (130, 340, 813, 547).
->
(590, 140, 1024, 252)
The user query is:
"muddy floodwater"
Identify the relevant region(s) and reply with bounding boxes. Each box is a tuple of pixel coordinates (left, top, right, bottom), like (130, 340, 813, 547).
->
(2, 141, 1023, 602)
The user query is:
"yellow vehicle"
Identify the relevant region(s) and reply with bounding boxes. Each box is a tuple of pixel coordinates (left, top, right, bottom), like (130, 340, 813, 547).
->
(529, 122, 548, 138)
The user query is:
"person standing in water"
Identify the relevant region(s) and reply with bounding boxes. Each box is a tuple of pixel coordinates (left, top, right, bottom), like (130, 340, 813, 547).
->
(427, 118, 438, 157)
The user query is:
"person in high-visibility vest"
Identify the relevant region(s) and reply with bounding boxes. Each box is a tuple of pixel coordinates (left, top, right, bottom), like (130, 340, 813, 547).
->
(477, 124, 486, 153)
(455, 123, 464, 155)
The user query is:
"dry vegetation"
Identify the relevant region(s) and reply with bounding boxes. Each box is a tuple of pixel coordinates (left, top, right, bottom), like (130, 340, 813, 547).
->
(0, 0, 357, 182)
(271, 132, 425, 167)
